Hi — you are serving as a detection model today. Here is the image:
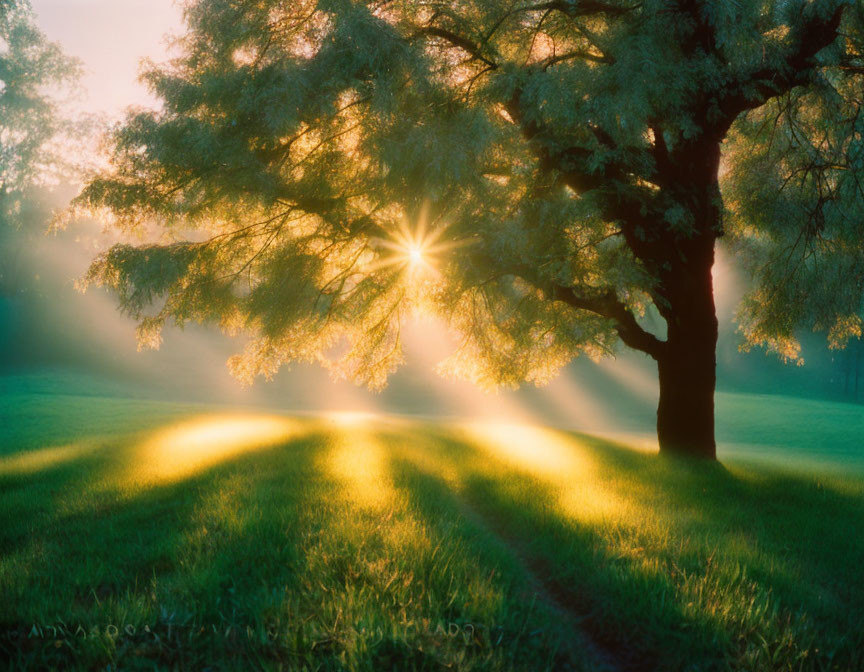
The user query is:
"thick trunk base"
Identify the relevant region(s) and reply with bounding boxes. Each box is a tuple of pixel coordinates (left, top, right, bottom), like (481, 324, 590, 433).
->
(656, 348, 716, 459)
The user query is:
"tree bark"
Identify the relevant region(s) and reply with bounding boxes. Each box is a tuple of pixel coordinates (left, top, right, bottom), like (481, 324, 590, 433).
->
(654, 235, 719, 459)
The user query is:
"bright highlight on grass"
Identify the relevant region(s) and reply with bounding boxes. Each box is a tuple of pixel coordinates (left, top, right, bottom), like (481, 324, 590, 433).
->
(460, 421, 625, 522)
(327, 425, 395, 511)
(0, 442, 99, 475)
(130, 414, 297, 483)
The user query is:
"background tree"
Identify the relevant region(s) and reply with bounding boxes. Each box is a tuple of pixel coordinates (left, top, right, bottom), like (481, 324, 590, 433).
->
(0, 0, 81, 297)
(78, 0, 864, 459)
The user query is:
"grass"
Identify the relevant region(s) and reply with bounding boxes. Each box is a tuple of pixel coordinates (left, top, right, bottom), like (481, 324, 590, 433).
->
(715, 391, 864, 469)
(1, 375, 863, 671)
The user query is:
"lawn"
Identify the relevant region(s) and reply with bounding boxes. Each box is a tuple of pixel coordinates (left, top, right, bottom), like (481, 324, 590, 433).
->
(1, 374, 863, 671)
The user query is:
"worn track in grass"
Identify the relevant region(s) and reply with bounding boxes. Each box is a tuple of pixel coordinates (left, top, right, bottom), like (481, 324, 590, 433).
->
(440, 478, 651, 672)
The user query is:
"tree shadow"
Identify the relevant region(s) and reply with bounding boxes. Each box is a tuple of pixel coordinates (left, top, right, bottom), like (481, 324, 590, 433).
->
(0, 429, 337, 669)
(2, 420, 545, 670)
(382, 425, 864, 672)
(3, 417, 863, 671)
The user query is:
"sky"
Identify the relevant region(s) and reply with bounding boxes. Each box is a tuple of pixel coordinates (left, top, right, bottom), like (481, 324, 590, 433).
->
(29, 0, 184, 118)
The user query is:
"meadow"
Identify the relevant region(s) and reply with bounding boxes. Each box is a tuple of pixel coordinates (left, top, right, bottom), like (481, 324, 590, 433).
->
(1, 372, 863, 671)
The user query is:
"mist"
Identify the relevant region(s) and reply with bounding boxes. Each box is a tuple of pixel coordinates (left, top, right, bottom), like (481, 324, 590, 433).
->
(3, 186, 860, 450)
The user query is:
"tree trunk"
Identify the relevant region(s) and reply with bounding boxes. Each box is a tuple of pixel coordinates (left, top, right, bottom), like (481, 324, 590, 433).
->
(656, 330, 717, 459)
(655, 237, 719, 459)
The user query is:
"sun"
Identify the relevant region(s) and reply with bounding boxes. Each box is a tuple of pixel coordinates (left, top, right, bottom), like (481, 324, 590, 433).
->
(365, 202, 473, 278)
(408, 244, 425, 267)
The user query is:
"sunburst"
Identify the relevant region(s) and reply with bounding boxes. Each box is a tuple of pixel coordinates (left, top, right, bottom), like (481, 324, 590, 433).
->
(367, 202, 472, 276)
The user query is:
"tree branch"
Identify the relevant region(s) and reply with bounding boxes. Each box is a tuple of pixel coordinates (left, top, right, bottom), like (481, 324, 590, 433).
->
(504, 86, 670, 273)
(542, 49, 613, 68)
(500, 256, 666, 358)
(412, 26, 498, 68)
(552, 284, 665, 358)
(521, 0, 636, 18)
(716, 2, 846, 136)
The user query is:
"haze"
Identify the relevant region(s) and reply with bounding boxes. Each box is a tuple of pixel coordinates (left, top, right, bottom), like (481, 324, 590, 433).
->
(29, 0, 183, 117)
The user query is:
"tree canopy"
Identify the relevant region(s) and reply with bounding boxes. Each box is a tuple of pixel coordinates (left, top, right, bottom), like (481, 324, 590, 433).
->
(77, 0, 864, 455)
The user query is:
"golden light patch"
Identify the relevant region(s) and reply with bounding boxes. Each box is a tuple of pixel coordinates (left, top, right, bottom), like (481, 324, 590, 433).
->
(326, 421, 396, 511)
(463, 422, 628, 523)
(0, 442, 98, 475)
(464, 422, 589, 479)
(130, 414, 297, 484)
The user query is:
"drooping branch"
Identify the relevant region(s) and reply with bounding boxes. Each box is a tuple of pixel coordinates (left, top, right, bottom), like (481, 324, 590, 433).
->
(542, 48, 613, 68)
(520, 0, 636, 18)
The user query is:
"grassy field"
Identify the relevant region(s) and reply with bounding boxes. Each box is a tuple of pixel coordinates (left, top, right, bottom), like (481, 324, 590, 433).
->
(1, 374, 863, 671)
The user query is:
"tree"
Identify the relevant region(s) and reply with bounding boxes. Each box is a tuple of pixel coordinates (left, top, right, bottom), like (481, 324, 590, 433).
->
(77, 0, 864, 459)
(0, 0, 81, 297)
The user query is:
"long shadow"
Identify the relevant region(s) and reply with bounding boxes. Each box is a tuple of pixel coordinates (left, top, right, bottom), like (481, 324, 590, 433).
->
(385, 452, 599, 671)
(388, 425, 864, 672)
(0, 431, 331, 670)
(0, 440, 124, 561)
(4, 417, 863, 671)
(385, 436, 682, 671)
(377, 431, 579, 672)
(577, 433, 864, 610)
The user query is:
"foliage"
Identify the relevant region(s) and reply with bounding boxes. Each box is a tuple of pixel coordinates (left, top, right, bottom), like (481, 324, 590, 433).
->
(0, 0, 82, 296)
(724, 4, 864, 359)
(77, 0, 864, 391)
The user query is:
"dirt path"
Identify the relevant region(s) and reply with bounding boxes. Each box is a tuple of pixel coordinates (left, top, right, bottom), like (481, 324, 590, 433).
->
(449, 490, 651, 672)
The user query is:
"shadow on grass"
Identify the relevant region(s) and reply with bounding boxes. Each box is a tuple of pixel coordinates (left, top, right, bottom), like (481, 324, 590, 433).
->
(2, 417, 863, 671)
(384, 426, 864, 672)
(2, 422, 544, 671)
(0, 431, 338, 669)
(385, 451, 600, 672)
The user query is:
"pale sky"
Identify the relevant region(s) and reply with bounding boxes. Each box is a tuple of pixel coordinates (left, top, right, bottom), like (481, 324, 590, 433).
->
(30, 0, 184, 118)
